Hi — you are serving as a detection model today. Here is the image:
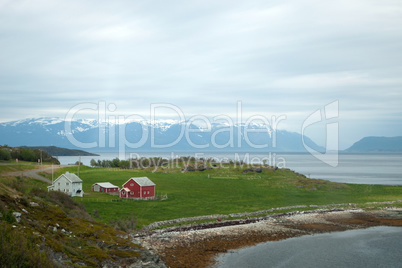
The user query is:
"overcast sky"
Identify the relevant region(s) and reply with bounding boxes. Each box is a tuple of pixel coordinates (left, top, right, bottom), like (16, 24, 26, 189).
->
(1, 0, 401, 149)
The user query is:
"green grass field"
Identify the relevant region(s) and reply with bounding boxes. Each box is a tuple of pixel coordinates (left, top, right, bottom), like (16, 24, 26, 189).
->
(0, 162, 41, 173)
(44, 165, 402, 228)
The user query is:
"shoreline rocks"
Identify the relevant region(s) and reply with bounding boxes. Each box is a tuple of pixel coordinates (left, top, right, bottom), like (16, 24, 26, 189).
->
(136, 207, 402, 268)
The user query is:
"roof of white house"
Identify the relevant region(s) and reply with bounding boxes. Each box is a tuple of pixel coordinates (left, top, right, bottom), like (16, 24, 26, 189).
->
(94, 182, 119, 188)
(58, 172, 82, 183)
(124, 177, 155, 187)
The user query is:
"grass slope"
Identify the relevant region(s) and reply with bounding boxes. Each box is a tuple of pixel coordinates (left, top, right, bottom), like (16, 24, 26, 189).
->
(0, 169, 149, 267)
(48, 165, 402, 228)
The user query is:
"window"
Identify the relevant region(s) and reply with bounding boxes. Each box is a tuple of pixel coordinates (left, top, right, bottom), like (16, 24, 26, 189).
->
(58, 182, 60, 186)
(130, 183, 134, 186)
(66, 183, 69, 186)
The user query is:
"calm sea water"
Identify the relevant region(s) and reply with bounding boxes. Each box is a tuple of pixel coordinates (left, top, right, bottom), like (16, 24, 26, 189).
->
(57, 152, 402, 185)
(215, 226, 402, 268)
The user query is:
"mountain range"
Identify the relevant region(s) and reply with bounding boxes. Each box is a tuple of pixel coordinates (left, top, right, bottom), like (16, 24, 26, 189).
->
(0, 117, 324, 153)
(2, 117, 400, 153)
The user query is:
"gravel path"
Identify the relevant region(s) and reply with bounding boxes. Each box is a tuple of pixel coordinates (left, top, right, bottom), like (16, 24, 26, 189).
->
(23, 167, 53, 183)
(4, 165, 65, 184)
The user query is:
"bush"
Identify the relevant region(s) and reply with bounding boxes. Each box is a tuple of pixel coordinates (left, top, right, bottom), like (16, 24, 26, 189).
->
(47, 191, 79, 210)
(29, 186, 48, 199)
(0, 223, 55, 267)
(45, 191, 92, 220)
(2, 210, 16, 224)
(109, 214, 137, 232)
(5, 176, 27, 193)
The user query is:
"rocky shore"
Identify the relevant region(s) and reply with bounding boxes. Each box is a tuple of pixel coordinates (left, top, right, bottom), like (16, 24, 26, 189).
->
(135, 207, 402, 268)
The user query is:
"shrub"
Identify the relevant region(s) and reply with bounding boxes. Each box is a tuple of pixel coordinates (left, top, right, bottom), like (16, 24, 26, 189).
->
(45, 191, 92, 220)
(5, 176, 27, 193)
(29, 186, 48, 199)
(109, 214, 137, 232)
(0, 223, 55, 267)
(2, 210, 16, 224)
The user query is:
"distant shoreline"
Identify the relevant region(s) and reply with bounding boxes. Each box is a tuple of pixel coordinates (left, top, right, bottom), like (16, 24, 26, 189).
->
(22, 146, 99, 156)
(59, 150, 402, 154)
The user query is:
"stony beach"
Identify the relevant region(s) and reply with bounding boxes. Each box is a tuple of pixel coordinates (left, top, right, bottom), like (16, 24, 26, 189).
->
(135, 207, 402, 268)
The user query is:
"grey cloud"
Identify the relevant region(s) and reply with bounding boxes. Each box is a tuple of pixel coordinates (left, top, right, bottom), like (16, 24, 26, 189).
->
(0, 0, 401, 149)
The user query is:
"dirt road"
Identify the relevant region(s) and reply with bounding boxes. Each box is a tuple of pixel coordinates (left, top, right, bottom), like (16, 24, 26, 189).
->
(3, 165, 64, 184)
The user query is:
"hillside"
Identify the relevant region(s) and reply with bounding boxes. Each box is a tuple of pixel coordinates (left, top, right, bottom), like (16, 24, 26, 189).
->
(345, 136, 402, 153)
(0, 171, 165, 267)
(22, 146, 99, 156)
(0, 145, 60, 164)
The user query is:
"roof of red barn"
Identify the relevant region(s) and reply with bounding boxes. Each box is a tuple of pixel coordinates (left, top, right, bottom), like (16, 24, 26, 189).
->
(93, 182, 119, 188)
(123, 177, 155, 187)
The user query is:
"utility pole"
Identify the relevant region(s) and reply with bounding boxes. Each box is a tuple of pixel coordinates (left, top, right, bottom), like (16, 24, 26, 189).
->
(78, 156, 81, 176)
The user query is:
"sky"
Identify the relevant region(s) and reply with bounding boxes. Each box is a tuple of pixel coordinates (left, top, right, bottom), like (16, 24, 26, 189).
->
(0, 0, 401, 149)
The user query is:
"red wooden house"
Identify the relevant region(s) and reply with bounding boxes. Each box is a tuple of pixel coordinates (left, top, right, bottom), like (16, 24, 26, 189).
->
(119, 177, 155, 200)
(92, 182, 120, 195)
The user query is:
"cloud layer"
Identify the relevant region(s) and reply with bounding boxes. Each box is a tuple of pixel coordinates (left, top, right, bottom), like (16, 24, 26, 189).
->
(1, 0, 401, 148)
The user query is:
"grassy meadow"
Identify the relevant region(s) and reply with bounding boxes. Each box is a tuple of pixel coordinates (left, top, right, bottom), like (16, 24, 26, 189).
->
(44, 164, 402, 228)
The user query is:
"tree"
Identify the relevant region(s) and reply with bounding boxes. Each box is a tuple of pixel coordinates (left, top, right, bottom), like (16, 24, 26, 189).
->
(119, 160, 130, 169)
(90, 159, 97, 167)
(101, 160, 112, 168)
(0, 149, 11, 160)
(112, 158, 120, 168)
(19, 148, 36, 162)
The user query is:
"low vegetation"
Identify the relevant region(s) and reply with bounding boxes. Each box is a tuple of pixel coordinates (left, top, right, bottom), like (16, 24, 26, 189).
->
(89, 156, 244, 169)
(0, 167, 153, 267)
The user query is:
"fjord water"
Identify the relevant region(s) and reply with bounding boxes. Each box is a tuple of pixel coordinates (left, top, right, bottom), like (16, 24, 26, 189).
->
(57, 153, 402, 185)
(274, 153, 402, 185)
(215, 226, 402, 268)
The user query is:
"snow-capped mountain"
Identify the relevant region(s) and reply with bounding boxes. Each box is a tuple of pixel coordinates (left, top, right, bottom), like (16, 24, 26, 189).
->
(0, 117, 324, 153)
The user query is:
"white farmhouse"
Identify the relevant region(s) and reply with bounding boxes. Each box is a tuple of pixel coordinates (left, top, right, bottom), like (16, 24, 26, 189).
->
(48, 172, 84, 197)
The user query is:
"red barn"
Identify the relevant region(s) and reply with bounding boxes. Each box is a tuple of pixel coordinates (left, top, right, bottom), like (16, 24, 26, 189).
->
(119, 177, 155, 200)
(92, 182, 120, 195)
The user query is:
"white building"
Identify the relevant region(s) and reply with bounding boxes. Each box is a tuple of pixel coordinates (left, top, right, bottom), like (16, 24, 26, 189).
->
(48, 172, 84, 197)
